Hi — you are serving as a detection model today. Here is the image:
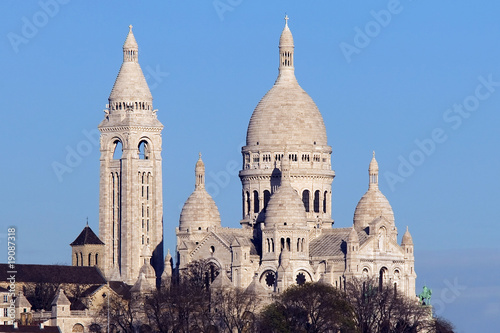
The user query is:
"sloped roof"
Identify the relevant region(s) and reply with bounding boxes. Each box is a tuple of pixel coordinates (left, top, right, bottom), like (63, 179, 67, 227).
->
(70, 225, 104, 246)
(15, 292, 32, 308)
(109, 281, 132, 300)
(0, 264, 106, 285)
(215, 228, 259, 255)
(309, 228, 369, 257)
(210, 272, 233, 289)
(51, 289, 71, 306)
(245, 276, 268, 296)
(130, 273, 152, 293)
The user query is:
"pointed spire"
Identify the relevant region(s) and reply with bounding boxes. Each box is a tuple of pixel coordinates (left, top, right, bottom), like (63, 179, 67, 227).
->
(51, 288, 71, 306)
(402, 226, 413, 245)
(348, 226, 359, 243)
(368, 151, 379, 190)
(108, 25, 153, 109)
(195, 153, 205, 189)
(130, 272, 152, 293)
(246, 274, 268, 295)
(210, 272, 233, 290)
(123, 25, 138, 62)
(279, 15, 294, 72)
(163, 249, 172, 277)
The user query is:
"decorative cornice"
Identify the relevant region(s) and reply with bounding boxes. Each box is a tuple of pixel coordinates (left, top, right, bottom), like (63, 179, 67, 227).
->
(99, 126, 163, 132)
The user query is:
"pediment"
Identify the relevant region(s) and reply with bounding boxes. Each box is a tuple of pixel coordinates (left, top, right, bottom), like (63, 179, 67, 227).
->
(190, 231, 231, 258)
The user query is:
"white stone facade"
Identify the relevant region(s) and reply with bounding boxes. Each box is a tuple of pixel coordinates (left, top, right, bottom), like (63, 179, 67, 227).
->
(176, 18, 416, 298)
(98, 26, 164, 286)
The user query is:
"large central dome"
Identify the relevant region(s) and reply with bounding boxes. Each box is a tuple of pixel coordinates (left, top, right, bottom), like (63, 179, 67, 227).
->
(246, 19, 328, 148)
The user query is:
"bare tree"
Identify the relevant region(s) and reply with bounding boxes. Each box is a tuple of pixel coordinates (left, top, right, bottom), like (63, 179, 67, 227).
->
(433, 317, 455, 333)
(23, 282, 60, 310)
(212, 287, 260, 333)
(258, 282, 357, 333)
(344, 277, 433, 333)
(92, 294, 143, 333)
(145, 259, 217, 333)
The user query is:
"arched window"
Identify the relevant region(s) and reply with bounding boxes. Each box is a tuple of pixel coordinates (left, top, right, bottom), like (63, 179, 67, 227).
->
(75, 253, 78, 266)
(323, 191, 328, 213)
(286, 238, 291, 251)
(88, 253, 92, 266)
(314, 190, 320, 213)
(263, 190, 271, 211)
(280, 238, 285, 250)
(112, 140, 123, 159)
(80, 253, 83, 266)
(72, 323, 84, 332)
(379, 267, 388, 290)
(302, 190, 310, 212)
(95, 253, 98, 266)
(246, 192, 250, 216)
(253, 191, 259, 213)
(138, 140, 149, 159)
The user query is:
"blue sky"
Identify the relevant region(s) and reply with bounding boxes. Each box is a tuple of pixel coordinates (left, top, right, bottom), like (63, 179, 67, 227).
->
(1, 1, 499, 331)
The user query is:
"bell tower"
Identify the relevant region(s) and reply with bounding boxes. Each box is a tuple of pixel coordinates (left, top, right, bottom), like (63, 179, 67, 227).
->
(98, 26, 164, 285)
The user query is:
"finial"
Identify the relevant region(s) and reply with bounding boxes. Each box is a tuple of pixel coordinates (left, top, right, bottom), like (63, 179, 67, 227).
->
(372, 151, 375, 158)
(198, 152, 202, 159)
(406, 226, 409, 232)
(284, 14, 289, 26)
(86, 217, 88, 226)
(129, 25, 133, 32)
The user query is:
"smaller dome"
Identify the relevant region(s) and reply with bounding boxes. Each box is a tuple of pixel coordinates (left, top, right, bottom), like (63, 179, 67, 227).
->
(401, 226, 413, 245)
(179, 155, 221, 231)
(179, 191, 221, 230)
(353, 189, 394, 229)
(264, 155, 307, 227)
(264, 184, 306, 227)
(354, 153, 394, 229)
